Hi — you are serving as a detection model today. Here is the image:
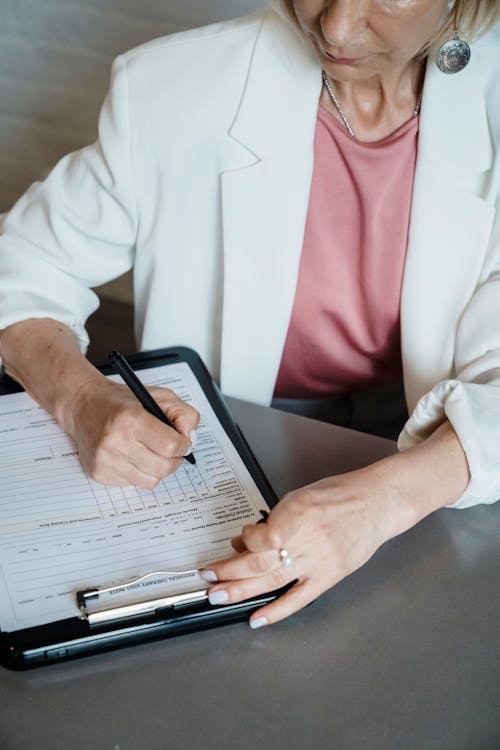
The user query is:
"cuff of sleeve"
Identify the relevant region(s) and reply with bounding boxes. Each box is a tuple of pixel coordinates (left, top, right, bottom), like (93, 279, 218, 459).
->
(398, 380, 500, 509)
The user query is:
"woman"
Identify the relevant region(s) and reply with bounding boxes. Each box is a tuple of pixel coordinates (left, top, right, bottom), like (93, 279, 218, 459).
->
(0, 0, 499, 628)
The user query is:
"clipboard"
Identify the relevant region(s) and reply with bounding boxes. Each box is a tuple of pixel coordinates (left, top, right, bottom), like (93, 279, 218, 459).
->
(0, 347, 283, 670)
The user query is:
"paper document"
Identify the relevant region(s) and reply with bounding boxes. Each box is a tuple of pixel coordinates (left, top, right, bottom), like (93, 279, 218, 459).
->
(0, 363, 270, 632)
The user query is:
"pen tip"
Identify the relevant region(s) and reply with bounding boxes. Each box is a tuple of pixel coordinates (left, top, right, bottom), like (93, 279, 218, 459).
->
(185, 453, 196, 465)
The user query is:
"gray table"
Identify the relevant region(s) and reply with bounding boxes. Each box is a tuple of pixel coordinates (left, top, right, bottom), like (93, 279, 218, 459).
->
(1, 399, 499, 750)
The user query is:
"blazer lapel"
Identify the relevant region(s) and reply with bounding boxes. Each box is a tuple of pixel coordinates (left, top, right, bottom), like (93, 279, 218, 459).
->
(401, 48, 496, 411)
(220, 11, 322, 404)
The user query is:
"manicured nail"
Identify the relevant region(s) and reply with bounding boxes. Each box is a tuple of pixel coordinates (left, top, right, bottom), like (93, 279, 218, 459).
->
(208, 590, 229, 605)
(250, 617, 268, 630)
(190, 429, 198, 450)
(200, 570, 218, 583)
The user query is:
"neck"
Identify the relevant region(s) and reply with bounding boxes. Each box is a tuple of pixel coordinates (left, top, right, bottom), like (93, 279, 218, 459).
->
(322, 57, 426, 142)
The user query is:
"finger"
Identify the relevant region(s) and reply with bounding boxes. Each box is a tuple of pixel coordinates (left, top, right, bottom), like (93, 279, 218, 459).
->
(150, 388, 200, 438)
(241, 500, 304, 554)
(248, 578, 324, 628)
(206, 566, 295, 608)
(231, 535, 246, 553)
(126, 437, 184, 477)
(135, 411, 192, 459)
(86, 414, 185, 486)
(84, 450, 175, 490)
(124, 462, 183, 490)
(201, 548, 284, 582)
(122, 442, 184, 484)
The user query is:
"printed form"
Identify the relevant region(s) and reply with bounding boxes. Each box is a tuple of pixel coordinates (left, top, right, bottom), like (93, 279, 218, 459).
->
(0, 363, 270, 632)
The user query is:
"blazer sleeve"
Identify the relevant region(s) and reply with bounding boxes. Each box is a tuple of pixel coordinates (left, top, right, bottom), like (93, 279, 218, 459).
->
(0, 55, 137, 353)
(398, 263, 500, 509)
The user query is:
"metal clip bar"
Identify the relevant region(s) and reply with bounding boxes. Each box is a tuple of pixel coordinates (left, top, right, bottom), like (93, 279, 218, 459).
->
(77, 569, 200, 604)
(76, 568, 207, 625)
(84, 588, 209, 626)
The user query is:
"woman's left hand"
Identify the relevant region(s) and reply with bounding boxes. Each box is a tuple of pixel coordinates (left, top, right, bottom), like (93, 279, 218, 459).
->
(202, 420, 470, 627)
(201, 461, 411, 628)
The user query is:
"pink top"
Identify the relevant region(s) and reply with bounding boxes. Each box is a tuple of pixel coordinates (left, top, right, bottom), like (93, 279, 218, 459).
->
(274, 104, 419, 398)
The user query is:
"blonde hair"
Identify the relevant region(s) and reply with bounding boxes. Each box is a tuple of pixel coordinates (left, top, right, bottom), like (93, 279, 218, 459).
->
(279, 0, 500, 52)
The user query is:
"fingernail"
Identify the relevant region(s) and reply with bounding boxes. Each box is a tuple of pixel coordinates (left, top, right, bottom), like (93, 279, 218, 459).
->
(250, 617, 268, 630)
(208, 590, 229, 605)
(200, 570, 218, 583)
(190, 429, 198, 450)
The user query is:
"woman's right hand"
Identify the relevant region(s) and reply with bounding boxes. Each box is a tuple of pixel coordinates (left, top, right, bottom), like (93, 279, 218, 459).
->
(63, 378, 200, 489)
(0, 319, 199, 489)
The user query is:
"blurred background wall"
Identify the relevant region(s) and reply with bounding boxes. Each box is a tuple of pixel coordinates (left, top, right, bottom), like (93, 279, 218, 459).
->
(0, 0, 270, 326)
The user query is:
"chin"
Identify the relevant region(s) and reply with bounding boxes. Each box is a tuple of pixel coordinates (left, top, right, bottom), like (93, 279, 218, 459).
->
(322, 62, 372, 81)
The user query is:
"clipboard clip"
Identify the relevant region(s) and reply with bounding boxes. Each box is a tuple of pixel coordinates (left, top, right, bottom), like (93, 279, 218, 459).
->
(76, 570, 208, 627)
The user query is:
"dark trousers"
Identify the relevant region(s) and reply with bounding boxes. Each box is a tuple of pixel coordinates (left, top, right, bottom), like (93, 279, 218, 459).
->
(271, 381, 408, 441)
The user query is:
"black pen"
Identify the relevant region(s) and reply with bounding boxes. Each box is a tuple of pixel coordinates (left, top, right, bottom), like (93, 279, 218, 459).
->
(258, 509, 269, 524)
(107, 350, 196, 465)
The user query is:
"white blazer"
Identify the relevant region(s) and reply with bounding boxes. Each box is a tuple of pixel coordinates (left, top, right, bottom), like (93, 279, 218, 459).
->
(1, 6, 499, 507)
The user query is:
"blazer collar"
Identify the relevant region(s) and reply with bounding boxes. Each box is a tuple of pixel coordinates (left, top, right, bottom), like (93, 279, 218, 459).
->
(228, 9, 320, 161)
(231, 11, 494, 177)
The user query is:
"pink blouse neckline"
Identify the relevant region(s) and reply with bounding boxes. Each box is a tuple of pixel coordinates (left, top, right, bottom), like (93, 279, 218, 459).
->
(273, 101, 420, 399)
(318, 103, 419, 148)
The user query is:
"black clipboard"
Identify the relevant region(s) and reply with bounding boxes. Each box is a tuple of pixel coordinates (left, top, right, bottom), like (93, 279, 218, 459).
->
(0, 347, 282, 670)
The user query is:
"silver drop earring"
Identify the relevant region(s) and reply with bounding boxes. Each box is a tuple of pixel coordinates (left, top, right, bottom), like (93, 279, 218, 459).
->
(436, 28, 471, 74)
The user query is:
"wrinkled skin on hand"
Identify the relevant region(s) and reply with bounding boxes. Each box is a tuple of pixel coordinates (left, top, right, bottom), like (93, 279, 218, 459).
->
(203, 465, 399, 625)
(68, 378, 199, 488)
(202, 420, 469, 628)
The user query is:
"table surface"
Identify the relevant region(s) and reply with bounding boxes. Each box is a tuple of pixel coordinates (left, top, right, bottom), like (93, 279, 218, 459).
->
(1, 398, 499, 750)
